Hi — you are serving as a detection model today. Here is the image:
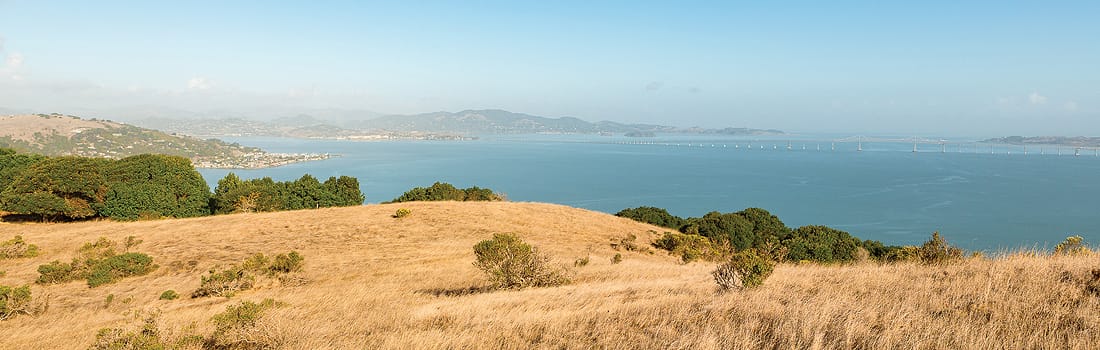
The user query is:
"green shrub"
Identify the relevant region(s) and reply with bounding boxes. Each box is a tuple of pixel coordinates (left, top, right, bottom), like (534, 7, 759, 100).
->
(393, 208, 412, 218)
(88, 315, 203, 350)
(712, 250, 775, 292)
(917, 232, 963, 265)
(1054, 235, 1091, 256)
(90, 320, 165, 350)
(611, 253, 623, 264)
(781, 225, 866, 264)
(653, 232, 728, 263)
(615, 206, 686, 229)
(473, 233, 570, 289)
(208, 299, 285, 349)
(0, 235, 39, 259)
(192, 251, 305, 298)
(884, 246, 920, 262)
(36, 260, 78, 284)
(267, 252, 304, 275)
(386, 182, 504, 203)
(159, 290, 179, 300)
(0, 284, 34, 321)
(240, 253, 270, 272)
(611, 234, 649, 253)
(86, 252, 156, 287)
(192, 267, 254, 298)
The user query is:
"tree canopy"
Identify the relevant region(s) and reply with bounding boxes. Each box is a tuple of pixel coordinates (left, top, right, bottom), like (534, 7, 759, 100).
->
(0, 150, 364, 220)
(386, 182, 504, 203)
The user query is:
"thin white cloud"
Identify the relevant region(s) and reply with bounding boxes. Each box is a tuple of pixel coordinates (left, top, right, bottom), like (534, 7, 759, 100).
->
(187, 77, 212, 90)
(2, 52, 24, 80)
(1064, 101, 1079, 112)
(6, 53, 23, 68)
(1028, 91, 1047, 105)
(645, 81, 664, 91)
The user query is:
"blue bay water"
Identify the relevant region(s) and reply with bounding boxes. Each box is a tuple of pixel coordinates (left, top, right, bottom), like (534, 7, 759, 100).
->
(198, 135, 1100, 251)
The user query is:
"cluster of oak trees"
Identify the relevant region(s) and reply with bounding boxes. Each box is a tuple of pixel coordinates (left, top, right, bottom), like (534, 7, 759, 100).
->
(616, 206, 901, 263)
(0, 148, 363, 221)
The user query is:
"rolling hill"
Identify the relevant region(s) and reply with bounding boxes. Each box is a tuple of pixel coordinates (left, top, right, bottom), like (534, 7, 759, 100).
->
(0, 202, 1097, 348)
(0, 113, 328, 168)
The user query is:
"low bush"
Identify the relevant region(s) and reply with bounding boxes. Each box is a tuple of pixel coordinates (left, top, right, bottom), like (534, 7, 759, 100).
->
(36, 260, 77, 284)
(394, 208, 412, 218)
(207, 299, 286, 349)
(713, 250, 775, 292)
(0, 235, 39, 259)
(267, 252, 304, 275)
(1054, 235, 1091, 256)
(884, 246, 920, 262)
(574, 256, 590, 267)
(159, 290, 179, 300)
(653, 232, 729, 263)
(0, 284, 36, 321)
(611, 234, 649, 253)
(88, 300, 286, 350)
(473, 233, 570, 289)
(89, 314, 203, 350)
(611, 253, 623, 264)
(86, 253, 156, 288)
(192, 267, 255, 298)
(36, 243, 156, 288)
(917, 232, 963, 265)
(192, 251, 304, 298)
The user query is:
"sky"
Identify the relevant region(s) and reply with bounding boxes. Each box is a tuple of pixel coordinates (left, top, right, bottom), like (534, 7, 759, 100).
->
(0, 1, 1098, 136)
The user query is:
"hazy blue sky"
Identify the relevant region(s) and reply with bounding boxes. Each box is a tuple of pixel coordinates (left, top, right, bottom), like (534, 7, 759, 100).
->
(1, 1, 1097, 135)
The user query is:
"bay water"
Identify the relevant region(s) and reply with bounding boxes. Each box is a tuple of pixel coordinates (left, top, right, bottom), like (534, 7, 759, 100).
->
(198, 135, 1100, 251)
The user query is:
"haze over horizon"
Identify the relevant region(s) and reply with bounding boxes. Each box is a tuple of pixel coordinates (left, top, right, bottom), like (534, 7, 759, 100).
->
(1, 1, 1097, 136)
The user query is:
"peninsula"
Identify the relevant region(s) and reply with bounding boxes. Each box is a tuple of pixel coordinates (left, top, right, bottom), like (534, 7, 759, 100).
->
(0, 114, 330, 169)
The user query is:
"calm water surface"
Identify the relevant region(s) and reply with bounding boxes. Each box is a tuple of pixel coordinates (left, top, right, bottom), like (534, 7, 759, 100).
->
(198, 135, 1100, 251)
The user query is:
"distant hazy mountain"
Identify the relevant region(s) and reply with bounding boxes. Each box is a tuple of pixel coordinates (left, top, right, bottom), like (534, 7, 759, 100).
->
(73, 106, 782, 138)
(984, 136, 1100, 147)
(356, 109, 783, 135)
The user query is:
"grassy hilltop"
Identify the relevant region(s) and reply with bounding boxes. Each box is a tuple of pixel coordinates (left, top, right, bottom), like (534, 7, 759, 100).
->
(1, 201, 1099, 349)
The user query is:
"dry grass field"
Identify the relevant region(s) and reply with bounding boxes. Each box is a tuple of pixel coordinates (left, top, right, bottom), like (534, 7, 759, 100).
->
(0, 114, 116, 143)
(1, 201, 1098, 349)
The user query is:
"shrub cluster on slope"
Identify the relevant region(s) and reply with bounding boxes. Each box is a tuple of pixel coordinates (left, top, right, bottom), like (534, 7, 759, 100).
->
(89, 299, 285, 349)
(0, 235, 39, 260)
(0, 149, 365, 221)
(212, 173, 363, 214)
(35, 237, 156, 288)
(35, 236, 157, 288)
(192, 252, 304, 298)
(386, 182, 504, 203)
(618, 206, 910, 264)
(0, 284, 46, 321)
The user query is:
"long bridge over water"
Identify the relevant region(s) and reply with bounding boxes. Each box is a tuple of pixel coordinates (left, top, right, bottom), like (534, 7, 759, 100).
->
(598, 136, 1100, 157)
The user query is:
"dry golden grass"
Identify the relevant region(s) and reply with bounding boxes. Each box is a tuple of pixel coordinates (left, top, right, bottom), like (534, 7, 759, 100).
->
(1, 201, 1098, 349)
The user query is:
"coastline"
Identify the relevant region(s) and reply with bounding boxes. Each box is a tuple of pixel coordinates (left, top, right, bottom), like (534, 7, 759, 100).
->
(192, 152, 334, 169)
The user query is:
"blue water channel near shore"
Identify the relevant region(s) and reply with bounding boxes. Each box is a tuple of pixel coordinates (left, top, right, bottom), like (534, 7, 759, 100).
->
(197, 134, 1100, 251)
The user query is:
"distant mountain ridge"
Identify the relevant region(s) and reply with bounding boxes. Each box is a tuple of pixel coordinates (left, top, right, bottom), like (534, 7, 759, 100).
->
(355, 109, 783, 135)
(983, 136, 1100, 148)
(109, 108, 782, 138)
